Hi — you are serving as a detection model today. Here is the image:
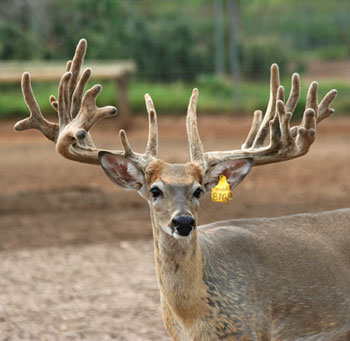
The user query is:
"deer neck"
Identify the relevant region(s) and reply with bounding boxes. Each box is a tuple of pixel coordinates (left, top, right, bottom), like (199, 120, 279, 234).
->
(150, 213, 209, 325)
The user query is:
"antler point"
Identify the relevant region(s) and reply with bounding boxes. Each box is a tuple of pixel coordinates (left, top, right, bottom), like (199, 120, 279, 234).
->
(305, 108, 315, 116)
(14, 122, 22, 131)
(63, 71, 72, 80)
(75, 129, 87, 140)
(308, 129, 316, 137)
(79, 38, 87, 46)
(93, 84, 102, 93)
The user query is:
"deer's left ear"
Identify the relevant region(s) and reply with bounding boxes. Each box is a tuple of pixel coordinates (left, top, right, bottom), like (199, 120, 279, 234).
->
(99, 152, 144, 191)
(204, 158, 253, 191)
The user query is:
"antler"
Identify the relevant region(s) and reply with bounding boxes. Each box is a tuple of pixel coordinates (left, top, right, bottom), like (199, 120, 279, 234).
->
(187, 88, 205, 168)
(186, 64, 337, 169)
(14, 39, 158, 170)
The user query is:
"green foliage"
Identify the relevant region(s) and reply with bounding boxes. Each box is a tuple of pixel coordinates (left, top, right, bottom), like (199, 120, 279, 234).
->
(0, 21, 41, 60)
(126, 16, 212, 82)
(304, 45, 350, 61)
(239, 37, 290, 80)
(3, 78, 348, 119)
(0, 82, 57, 117)
(40, 0, 126, 60)
(241, 0, 350, 53)
(0, 0, 349, 117)
(0, 0, 349, 80)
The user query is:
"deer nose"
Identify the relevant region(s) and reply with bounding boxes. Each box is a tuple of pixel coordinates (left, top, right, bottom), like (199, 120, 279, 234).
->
(171, 215, 195, 237)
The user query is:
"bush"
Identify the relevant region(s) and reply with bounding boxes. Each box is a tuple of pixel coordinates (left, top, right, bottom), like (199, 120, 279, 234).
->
(240, 36, 291, 80)
(126, 16, 209, 82)
(311, 45, 349, 61)
(0, 21, 41, 60)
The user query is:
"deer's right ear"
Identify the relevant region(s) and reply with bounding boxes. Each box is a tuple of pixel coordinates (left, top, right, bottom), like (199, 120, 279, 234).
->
(99, 152, 144, 191)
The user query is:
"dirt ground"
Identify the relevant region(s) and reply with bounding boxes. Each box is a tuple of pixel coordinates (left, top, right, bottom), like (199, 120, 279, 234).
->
(0, 114, 349, 340)
(305, 60, 350, 81)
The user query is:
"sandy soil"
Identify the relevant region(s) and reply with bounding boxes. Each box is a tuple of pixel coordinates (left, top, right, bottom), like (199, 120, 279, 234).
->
(0, 115, 349, 340)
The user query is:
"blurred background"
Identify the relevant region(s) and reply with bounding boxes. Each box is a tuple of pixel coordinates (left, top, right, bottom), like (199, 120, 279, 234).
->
(0, 0, 350, 117)
(0, 1, 349, 340)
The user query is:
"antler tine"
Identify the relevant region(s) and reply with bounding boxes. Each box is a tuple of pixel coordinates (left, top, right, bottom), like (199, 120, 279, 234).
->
(252, 63, 280, 148)
(118, 128, 153, 170)
(186, 88, 205, 167)
(49, 39, 87, 115)
(244, 71, 301, 149)
(119, 129, 135, 157)
(285, 73, 300, 113)
(276, 100, 293, 147)
(58, 71, 73, 127)
(50, 95, 58, 112)
(288, 81, 318, 139)
(242, 67, 282, 150)
(317, 89, 337, 123)
(203, 64, 337, 169)
(68, 39, 87, 102)
(72, 84, 117, 133)
(277, 85, 285, 102)
(144, 94, 158, 158)
(55, 81, 118, 165)
(241, 110, 263, 149)
(296, 108, 316, 152)
(14, 72, 58, 142)
(71, 68, 92, 118)
(306, 81, 318, 113)
(66, 60, 72, 72)
(112, 94, 158, 169)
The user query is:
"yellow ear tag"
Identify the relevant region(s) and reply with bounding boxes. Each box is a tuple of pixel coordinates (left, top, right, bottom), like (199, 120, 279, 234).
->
(211, 175, 233, 203)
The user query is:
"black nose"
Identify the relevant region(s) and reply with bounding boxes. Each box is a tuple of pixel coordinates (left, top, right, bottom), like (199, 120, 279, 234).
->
(171, 215, 195, 237)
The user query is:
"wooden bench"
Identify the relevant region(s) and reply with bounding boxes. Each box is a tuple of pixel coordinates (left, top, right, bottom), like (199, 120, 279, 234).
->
(0, 60, 136, 127)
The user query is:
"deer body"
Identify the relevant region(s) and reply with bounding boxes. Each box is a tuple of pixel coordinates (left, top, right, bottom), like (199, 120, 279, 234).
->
(152, 188, 350, 340)
(15, 39, 350, 340)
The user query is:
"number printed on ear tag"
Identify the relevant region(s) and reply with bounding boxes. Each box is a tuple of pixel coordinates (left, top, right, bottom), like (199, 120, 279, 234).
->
(211, 175, 233, 203)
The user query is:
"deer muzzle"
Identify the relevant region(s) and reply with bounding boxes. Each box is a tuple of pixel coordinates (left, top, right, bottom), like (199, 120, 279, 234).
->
(171, 215, 195, 237)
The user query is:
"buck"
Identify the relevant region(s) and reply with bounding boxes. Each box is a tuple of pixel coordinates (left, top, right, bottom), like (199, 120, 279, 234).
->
(15, 39, 350, 340)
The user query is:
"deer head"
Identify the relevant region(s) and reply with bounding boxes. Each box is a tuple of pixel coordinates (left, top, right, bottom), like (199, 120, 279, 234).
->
(15, 39, 337, 242)
(98, 88, 253, 240)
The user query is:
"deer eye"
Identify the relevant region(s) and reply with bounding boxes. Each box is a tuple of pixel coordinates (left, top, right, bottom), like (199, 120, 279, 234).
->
(150, 186, 162, 199)
(193, 188, 203, 199)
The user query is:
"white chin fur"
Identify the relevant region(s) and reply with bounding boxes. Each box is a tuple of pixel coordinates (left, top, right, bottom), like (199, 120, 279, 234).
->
(172, 231, 192, 240)
(161, 225, 193, 240)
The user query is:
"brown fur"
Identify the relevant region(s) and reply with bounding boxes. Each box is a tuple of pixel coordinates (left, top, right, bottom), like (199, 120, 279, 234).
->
(143, 162, 350, 341)
(146, 160, 204, 186)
